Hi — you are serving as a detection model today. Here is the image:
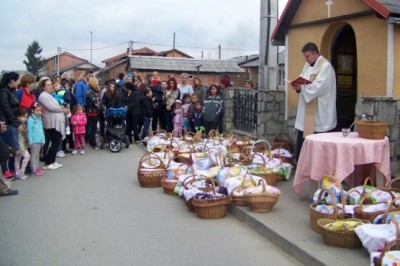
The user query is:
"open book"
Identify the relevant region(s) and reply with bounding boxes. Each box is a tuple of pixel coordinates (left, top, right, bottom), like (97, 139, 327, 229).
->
(285, 77, 312, 87)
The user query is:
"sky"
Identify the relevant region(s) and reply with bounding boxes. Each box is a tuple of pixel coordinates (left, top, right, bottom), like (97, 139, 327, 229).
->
(0, 0, 288, 71)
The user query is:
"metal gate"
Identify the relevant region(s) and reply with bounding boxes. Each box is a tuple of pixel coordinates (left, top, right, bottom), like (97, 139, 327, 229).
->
(232, 89, 258, 133)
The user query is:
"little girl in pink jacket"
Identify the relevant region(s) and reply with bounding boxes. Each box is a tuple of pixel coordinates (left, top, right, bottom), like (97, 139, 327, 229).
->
(70, 105, 87, 155)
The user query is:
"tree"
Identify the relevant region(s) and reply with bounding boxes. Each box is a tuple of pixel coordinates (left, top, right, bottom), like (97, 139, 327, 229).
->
(23, 40, 44, 75)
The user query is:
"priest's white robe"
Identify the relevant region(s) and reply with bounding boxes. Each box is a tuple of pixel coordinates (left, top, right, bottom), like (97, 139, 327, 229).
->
(294, 55, 337, 132)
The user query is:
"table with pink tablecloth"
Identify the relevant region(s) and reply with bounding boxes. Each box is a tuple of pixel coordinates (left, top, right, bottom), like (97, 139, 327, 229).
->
(293, 132, 391, 193)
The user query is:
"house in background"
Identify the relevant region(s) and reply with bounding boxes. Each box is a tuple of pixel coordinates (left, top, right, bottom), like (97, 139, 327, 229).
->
(38, 51, 99, 81)
(99, 47, 193, 82)
(236, 50, 286, 89)
(123, 56, 245, 87)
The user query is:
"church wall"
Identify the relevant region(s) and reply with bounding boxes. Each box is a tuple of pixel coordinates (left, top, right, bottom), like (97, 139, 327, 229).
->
(292, 0, 370, 25)
(350, 17, 388, 96)
(394, 26, 400, 97)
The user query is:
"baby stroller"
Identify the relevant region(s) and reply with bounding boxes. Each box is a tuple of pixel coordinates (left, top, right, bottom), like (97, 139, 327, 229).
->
(100, 107, 130, 152)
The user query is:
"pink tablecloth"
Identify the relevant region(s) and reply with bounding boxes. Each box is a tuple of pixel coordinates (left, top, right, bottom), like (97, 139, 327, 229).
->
(293, 132, 391, 193)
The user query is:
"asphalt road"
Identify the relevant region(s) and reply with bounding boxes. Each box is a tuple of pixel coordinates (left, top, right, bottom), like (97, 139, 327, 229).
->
(0, 145, 303, 266)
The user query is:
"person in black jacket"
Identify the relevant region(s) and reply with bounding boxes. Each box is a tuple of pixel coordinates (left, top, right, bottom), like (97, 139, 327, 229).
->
(0, 72, 21, 180)
(123, 82, 141, 143)
(102, 81, 122, 110)
(141, 88, 154, 140)
(150, 82, 166, 131)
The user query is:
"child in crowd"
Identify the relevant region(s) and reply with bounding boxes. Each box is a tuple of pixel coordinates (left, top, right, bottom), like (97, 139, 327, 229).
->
(140, 88, 154, 141)
(187, 94, 199, 132)
(181, 93, 191, 133)
(70, 105, 87, 155)
(173, 99, 183, 137)
(53, 81, 71, 157)
(14, 108, 30, 180)
(151, 71, 160, 86)
(203, 84, 223, 135)
(193, 101, 204, 132)
(27, 103, 45, 176)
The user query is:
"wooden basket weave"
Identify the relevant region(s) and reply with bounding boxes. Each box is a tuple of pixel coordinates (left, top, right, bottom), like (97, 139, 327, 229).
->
(356, 120, 389, 139)
(310, 189, 346, 234)
(317, 218, 370, 249)
(231, 186, 247, 206)
(192, 178, 231, 219)
(137, 154, 166, 188)
(161, 179, 178, 195)
(243, 179, 280, 213)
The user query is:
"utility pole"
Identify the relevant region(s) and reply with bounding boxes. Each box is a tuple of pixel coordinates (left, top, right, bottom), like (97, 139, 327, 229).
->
(129, 40, 133, 56)
(201, 51, 204, 59)
(259, 0, 278, 90)
(90, 31, 93, 66)
(173, 32, 176, 57)
(57, 47, 60, 76)
(218, 45, 221, 59)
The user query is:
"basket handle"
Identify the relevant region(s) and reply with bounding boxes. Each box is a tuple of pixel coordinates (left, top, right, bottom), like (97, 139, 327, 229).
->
(362, 176, 375, 193)
(257, 179, 267, 193)
(381, 195, 400, 224)
(316, 188, 340, 216)
(205, 147, 224, 166)
(139, 153, 165, 169)
(251, 139, 271, 154)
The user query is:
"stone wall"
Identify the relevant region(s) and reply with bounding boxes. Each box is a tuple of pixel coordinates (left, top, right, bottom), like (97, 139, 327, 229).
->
(223, 88, 286, 142)
(355, 96, 400, 177)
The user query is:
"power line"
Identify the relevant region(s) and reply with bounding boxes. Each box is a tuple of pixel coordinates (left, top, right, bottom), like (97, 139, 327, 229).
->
(60, 41, 128, 51)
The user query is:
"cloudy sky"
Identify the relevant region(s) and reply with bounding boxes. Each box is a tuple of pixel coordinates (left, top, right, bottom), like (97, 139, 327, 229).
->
(0, 0, 287, 71)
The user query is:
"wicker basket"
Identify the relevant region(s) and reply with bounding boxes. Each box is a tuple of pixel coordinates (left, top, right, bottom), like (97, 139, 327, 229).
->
(137, 154, 166, 187)
(271, 132, 294, 152)
(192, 178, 231, 219)
(352, 187, 399, 222)
(317, 218, 370, 249)
(161, 179, 178, 195)
(231, 186, 247, 206)
(310, 188, 346, 234)
(182, 176, 213, 212)
(356, 120, 389, 139)
(243, 179, 280, 213)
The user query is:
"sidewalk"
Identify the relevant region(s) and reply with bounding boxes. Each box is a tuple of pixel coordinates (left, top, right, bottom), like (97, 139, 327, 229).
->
(137, 144, 370, 266)
(229, 178, 370, 266)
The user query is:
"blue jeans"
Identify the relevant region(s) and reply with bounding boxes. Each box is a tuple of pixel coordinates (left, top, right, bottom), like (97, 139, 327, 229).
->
(141, 116, 150, 140)
(0, 125, 19, 173)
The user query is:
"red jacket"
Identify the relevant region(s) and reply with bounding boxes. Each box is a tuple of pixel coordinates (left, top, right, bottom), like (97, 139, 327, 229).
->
(70, 113, 87, 134)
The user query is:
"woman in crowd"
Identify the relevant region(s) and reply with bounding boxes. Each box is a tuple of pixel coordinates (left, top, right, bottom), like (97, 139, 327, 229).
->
(202, 84, 223, 135)
(85, 77, 102, 150)
(163, 77, 180, 132)
(0, 72, 21, 180)
(177, 73, 193, 100)
(192, 77, 207, 102)
(16, 73, 36, 112)
(123, 82, 141, 143)
(38, 78, 68, 170)
(150, 80, 166, 131)
(102, 81, 122, 109)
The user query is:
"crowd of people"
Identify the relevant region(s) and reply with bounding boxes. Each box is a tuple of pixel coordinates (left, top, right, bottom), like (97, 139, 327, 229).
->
(0, 70, 233, 196)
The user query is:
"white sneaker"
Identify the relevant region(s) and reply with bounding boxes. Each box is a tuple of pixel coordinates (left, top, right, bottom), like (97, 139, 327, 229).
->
(71, 150, 77, 155)
(44, 164, 59, 170)
(56, 151, 66, 158)
(80, 150, 85, 155)
(53, 162, 63, 168)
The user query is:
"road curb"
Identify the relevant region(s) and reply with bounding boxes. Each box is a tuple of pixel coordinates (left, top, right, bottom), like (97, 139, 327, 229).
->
(229, 205, 325, 266)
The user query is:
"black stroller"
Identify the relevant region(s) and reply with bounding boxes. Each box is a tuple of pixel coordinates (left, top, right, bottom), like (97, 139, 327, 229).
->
(99, 107, 129, 152)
